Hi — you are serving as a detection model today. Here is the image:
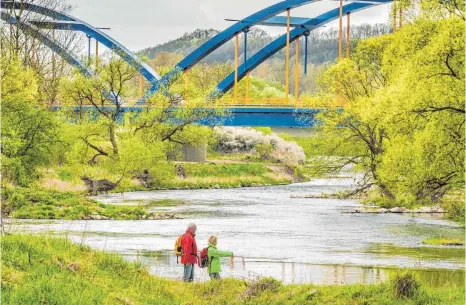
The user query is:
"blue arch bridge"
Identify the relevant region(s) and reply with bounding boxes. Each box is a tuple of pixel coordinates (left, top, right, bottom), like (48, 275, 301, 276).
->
(3, 0, 394, 127)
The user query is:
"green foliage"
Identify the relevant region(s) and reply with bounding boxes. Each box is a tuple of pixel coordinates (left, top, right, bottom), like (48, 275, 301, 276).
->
(308, 4, 464, 206)
(183, 163, 267, 177)
(422, 238, 464, 246)
(58, 57, 223, 186)
(254, 127, 273, 135)
(1, 188, 150, 220)
(242, 277, 282, 298)
(2, 234, 464, 305)
(57, 169, 73, 181)
(442, 195, 465, 224)
(1, 58, 62, 186)
(256, 143, 274, 160)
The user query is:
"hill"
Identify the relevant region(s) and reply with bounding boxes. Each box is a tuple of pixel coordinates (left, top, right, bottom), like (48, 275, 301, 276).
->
(138, 24, 391, 66)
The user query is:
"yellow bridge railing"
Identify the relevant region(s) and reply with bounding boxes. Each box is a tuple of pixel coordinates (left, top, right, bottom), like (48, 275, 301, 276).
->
(79, 97, 346, 109)
(216, 97, 346, 108)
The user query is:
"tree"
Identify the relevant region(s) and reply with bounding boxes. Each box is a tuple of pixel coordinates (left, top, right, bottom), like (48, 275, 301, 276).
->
(1, 0, 82, 106)
(376, 15, 464, 201)
(307, 0, 464, 203)
(60, 55, 138, 162)
(59, 55, 226, 182)
(1, 57, 61, 186)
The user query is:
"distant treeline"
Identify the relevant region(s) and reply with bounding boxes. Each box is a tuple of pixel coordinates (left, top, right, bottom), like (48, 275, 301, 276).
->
(138, 24, 391, 66)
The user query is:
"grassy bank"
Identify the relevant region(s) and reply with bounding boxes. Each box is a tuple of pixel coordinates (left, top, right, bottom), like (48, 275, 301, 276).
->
(2, 161, 305, 220)
(45, 161, 299, 193)
(360, 189, 466, 225)
(163, 162, 294, 189)
(422, 238, 464, 246)
(2, 234, 464, 305)
(1, 188, 179, 220)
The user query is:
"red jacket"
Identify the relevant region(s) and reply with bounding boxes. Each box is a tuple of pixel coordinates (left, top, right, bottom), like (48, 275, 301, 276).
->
(181, 229, 198, 265)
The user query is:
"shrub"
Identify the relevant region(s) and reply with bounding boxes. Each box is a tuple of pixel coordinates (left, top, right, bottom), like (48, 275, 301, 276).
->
(242, 277, 282, 298)
(254, 127, 273, 135)
(57, 169, 73, 181)
(391, 273, 420, 299)
(213, 127, 306, 165)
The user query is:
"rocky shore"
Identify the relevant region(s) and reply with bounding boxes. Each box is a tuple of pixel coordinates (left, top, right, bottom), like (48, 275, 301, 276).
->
(82, 212, 183, 220)
(343, 206, 446, 214)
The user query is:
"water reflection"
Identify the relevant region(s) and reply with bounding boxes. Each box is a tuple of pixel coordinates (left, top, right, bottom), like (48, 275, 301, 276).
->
(126, 250, 464, 287)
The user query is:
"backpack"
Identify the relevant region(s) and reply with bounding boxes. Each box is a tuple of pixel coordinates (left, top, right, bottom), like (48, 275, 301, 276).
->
(199, 246, 212, 268)
(174, 234, 184, 264)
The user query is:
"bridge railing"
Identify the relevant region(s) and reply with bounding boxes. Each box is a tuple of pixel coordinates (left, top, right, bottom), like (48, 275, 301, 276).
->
(215, 97, 346, 108)
(69, 96, 345, 109)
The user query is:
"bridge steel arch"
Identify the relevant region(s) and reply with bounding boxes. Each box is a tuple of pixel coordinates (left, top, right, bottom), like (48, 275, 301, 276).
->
(146, 0, 392, 101)
(140, 0, 324, 102)
(1, 2, 160, 86)
(213, 0, 392, 97)
(1, 11, 93, 77)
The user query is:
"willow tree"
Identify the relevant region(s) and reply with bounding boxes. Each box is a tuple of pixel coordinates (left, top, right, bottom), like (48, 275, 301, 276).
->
(377, 15, 464, 202)
(307, 0, 464, 203)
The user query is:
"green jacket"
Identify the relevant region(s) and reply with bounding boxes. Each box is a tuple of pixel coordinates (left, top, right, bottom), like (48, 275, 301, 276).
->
(207, 245, 233, 274)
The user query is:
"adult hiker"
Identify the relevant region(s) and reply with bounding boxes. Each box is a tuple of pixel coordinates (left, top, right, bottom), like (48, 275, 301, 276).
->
(181, 223, 198, 282)
(207, 235, 234, 280)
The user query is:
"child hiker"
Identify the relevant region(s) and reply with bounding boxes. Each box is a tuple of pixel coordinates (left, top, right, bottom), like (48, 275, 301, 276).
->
(207, 235, 233, 280)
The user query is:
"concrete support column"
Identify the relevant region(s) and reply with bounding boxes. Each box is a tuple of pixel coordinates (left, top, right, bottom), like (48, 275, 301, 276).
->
(182, 143, 207, 162)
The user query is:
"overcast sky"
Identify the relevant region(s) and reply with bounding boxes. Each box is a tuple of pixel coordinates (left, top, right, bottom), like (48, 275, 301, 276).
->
(67, 0, 392, 51)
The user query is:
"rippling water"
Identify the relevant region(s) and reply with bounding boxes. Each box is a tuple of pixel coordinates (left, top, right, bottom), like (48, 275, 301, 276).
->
(6, 178, 464, 285)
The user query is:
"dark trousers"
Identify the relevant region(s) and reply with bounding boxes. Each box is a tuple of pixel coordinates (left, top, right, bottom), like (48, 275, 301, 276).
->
(209, 272, 221, 280)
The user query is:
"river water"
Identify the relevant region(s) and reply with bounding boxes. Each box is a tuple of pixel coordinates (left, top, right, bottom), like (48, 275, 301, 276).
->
(6, 178, 464, 286)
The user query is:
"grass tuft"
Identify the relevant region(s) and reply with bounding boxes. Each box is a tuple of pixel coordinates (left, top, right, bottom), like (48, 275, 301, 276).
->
(391, 273, 420, 299)
(422, 238, 464, 246)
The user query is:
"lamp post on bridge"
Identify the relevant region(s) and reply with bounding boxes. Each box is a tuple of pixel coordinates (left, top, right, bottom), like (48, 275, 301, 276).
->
(87, 34, 91, 64)
(85, 27, 111, 71)
(303, 30, 310, 75)
(285, 8, 291, 105)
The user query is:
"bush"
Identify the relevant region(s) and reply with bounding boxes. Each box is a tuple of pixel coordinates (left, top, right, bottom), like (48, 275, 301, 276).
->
(242, 277, 282, 298)
(254, 127, 273, 135)
(391, 273, 420, 299)
(213, 127, 306, 165)
(441, 193, 465, 224)
(57, 169, 73, 181)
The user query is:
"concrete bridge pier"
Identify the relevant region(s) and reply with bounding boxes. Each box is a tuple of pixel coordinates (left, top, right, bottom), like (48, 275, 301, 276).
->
(182, 143, 207, 162)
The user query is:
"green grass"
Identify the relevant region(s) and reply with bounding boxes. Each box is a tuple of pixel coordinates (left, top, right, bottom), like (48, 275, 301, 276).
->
(145, 199, 188, 207)
(2, 188, 150, 220)
(48, 161, 296, 193)
(182, 163, 267, 177)
(155, 162, 292, 189)
(360, 189, 466, 225)
(365, 243, 465, 262)
(2, 234, 464, 305)
(422, 238, 464, 246)
(165, 175, 291, 190)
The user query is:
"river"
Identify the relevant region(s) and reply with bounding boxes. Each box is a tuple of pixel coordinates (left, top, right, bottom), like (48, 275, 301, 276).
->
(6, 178, 464, 286)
